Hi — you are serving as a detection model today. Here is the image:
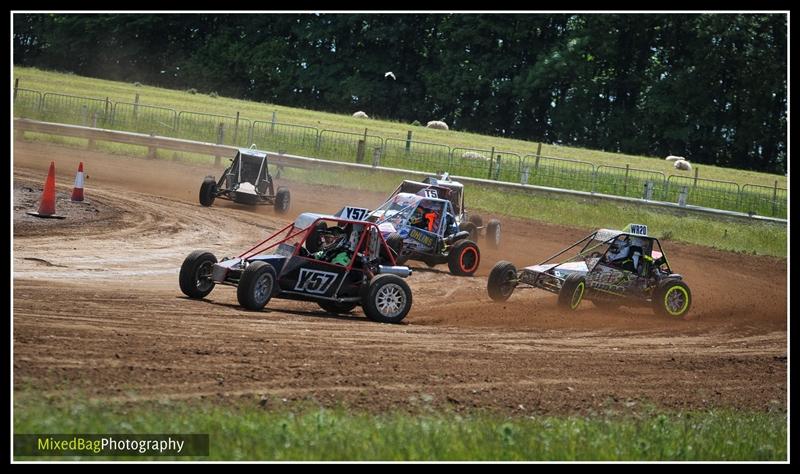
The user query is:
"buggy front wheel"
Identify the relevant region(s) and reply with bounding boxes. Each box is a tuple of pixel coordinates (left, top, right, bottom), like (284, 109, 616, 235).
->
(237, 261, 277, 311)
(199, 177, 217, 207)
(179, 250, 217, 298)
(487, 260, 517, 301)
(447, 240, 480, 276)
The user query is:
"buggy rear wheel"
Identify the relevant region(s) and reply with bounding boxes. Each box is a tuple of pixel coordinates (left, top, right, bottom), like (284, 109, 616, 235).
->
(447, 240, 480, 276)
(653, 280, 692, 317)
(362, 274, 412, 323)
(237, 261, 277, 311)
(558, 273, 586, 310)
(179, 250, 217, 298)
(199, 177, 217, 207)
(487, 260, 517, 301)
(274, 187, 291, 214)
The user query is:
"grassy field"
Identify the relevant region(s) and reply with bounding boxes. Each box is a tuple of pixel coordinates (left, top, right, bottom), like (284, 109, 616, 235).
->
(13, 67, 788, 189)
(14, 132, 788, 258)
(13, 394, 787, 461)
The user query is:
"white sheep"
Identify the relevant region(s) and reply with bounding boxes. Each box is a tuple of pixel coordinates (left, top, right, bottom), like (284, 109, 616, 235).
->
(352, 111, 369, 119)
(461, 151, 488, 161)
(665, 155, 684, 162)
(674, 159, 692, 171)
(426, 120, 449, 130)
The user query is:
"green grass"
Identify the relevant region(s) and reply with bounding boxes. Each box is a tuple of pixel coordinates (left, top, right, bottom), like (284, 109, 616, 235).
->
(14, 66, 787, 189)
(13, 395, 787, 461)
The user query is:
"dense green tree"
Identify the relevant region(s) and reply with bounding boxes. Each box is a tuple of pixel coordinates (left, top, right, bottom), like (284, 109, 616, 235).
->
(12, 13, 787, 173)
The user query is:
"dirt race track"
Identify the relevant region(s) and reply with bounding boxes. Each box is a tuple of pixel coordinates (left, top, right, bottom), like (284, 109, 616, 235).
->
(13, 140, 787, 415)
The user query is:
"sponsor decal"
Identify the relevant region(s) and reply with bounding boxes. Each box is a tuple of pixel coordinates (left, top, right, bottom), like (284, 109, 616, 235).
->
(408, 228, 435, 248)
(294, 268, 338, 294)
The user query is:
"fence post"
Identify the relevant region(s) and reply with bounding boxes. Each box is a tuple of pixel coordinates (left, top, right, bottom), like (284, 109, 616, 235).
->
(371, 147, 382, 167)
(623, 164, 630, 195)
(521, 166, 530, 185)
(356, 139, 366, 163)
(693, 167, 699, 188)
(13, 78, 19, 101)
(678, 186, 689, 207)
(643, 180, 653, 200)
(487, 146, 495, 179)
(534, 143, 542, 178)
(271, 111, 276, 134)
(405, 130, 412, 153)
(134, 93, 140, 119)
(233, 111, 240, 145)
(494, 154, 502, 180)
(104, 97, 110, 126)
(215, 122, 225, 166)
(772, 180, 779, 217)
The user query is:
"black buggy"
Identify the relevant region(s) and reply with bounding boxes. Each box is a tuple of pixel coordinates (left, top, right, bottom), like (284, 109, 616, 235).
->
(199, 147, 291, 213)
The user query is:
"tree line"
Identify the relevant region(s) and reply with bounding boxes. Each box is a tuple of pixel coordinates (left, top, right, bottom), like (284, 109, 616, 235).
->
(13, 13, 787, 173)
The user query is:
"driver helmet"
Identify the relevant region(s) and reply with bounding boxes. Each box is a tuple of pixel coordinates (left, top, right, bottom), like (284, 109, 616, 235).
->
(320, 227, 347, 250)
(409, 208, 425, 226)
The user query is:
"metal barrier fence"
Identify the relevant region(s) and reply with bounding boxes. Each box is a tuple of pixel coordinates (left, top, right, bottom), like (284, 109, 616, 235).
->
(41, 92, 112, 127)
(740, 184, 788, 218)
(522, 154, 596, 192)
(594, 165, 668, 200)
(111, 102, 178, 135)
(382, 138, 452, 174)
(12, 88, 43, 120)
(664, 176, 742, 213)
(317, 130, 384, 164)
(176, 111, 251, 146)
(250, 120, 319, 156)
(450, 147, 524, 183)
(12, 86, 789, 218)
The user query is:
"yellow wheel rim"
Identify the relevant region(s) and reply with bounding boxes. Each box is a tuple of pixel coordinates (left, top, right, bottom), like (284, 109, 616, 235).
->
(664, 285, 689, 316)
(571, 281, 585, 309)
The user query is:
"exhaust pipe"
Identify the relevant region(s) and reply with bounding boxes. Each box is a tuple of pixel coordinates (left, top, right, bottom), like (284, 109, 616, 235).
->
(378, 265, 412, 278)
(444, 230, 469, 245)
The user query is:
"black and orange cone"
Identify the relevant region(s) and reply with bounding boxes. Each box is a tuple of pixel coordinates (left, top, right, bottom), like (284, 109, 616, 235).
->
(71, 162, 85, 202)
(26, 161, 65, 219)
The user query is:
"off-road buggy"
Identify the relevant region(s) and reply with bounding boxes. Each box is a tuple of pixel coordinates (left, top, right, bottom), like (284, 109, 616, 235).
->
(199, 147, 290, 213)
(179, 207, 413, 323)
(486, 224, 692, 317)
(366, 190, 481, 276)
(390, 173, 501, 249)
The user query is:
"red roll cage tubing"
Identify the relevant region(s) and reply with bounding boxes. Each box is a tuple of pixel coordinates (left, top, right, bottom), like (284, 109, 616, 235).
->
(237, 218, 397, 270)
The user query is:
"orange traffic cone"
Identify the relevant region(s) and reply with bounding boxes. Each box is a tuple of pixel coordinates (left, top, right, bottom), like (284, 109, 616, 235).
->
(26, 161, 65, 219)
(71, 162, 85, 202)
